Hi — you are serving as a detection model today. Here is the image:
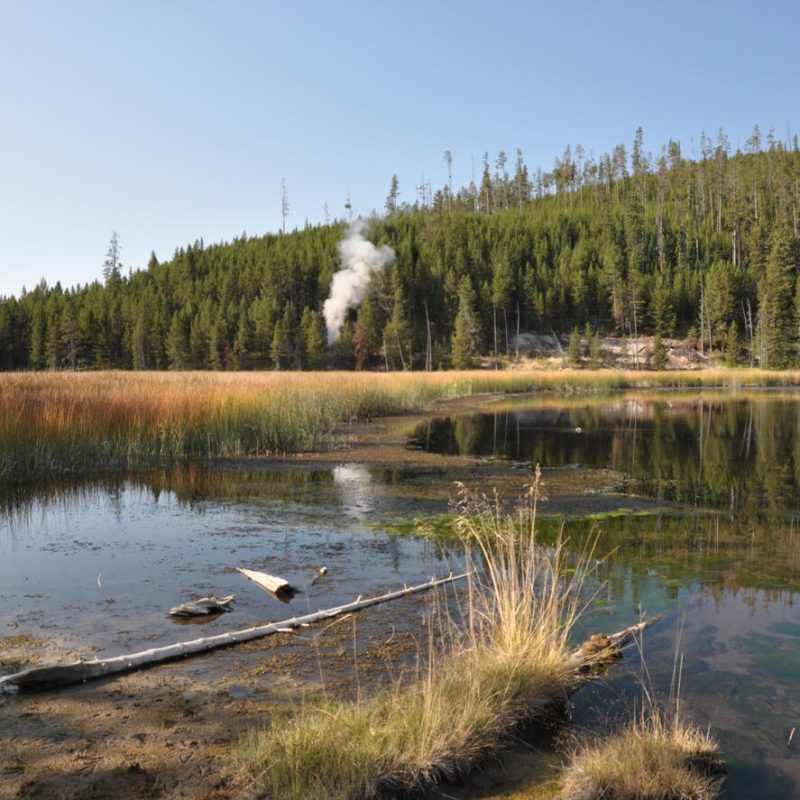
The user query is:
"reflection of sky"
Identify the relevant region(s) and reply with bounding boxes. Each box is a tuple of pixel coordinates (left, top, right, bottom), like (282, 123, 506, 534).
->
(581, 566, 800, 800)
(0, 479, 442, 670)
(332, 463, 374, 519)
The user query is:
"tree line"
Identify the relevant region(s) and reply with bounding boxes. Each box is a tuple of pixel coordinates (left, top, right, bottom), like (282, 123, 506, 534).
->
(0, 125, 798, 371)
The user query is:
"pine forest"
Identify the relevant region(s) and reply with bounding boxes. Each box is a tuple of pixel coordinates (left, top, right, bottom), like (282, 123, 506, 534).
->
(1, 126, 799, 372)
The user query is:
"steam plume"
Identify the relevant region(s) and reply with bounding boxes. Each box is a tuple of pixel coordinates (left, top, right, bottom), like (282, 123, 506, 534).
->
(323, 220, 395, 344)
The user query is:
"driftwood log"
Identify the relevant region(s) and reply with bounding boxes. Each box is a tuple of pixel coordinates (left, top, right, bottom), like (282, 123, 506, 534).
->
(236, 567, 294, 597)
(0, 572, 471, 693)
(169, 594, 235, 617)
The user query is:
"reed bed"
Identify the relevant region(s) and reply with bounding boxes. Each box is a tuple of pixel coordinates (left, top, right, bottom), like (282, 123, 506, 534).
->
(2, 368, 800, 482)
(237, 474, 590, 799)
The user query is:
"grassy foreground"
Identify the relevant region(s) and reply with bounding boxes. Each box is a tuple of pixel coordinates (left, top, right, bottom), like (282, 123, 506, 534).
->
(3, 367, 800, 482)
(237, 477, 588, 798)
(237, 479, 723, 799)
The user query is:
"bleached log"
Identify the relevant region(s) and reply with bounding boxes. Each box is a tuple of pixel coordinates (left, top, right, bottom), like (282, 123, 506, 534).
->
(0, 572, 471, 694)
(236, 567, 293, 596)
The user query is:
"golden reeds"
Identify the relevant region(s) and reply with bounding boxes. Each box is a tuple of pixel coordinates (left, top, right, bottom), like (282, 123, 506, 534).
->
(560, 708, 722, 800)
(3, 367, 800, 482)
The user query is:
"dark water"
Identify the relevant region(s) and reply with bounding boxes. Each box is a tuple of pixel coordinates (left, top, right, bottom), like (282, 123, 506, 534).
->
(4, 392, 800, 797)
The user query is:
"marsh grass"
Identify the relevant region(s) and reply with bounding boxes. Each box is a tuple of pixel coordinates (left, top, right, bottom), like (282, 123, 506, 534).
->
(4, 368, 800, 482)
(237, 472, 591, 799)
(559, 708, 722, 800)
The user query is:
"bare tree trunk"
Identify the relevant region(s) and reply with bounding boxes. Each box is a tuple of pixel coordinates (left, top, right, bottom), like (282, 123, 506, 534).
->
(493, 304, 498, 369)
(424, 300, 433, 372)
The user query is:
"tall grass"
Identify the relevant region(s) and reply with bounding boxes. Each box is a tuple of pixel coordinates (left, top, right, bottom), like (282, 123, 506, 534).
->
(3, 367, 800, 482)
(237, 472, 590, 799)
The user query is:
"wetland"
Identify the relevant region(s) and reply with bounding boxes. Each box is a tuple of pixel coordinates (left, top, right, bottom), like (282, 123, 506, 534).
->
(3, 386, 800, 798)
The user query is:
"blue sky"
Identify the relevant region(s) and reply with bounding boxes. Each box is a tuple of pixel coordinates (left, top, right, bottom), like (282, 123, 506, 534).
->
(0, 0, 797, 298)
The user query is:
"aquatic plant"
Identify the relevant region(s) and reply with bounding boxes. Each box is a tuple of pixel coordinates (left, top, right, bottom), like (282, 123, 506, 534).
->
(237, 472, 591, 799)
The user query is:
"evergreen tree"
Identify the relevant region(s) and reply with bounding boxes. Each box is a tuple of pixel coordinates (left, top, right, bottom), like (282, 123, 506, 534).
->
(353, 296, 381, 369)
(589, 329, 602, 368)
(567, 327, 582, 367)
(651, 332, 667, 370)
(270, 318, 286, 369)
(231, 314, 254, 370)
(758, 223, 796, 368)
(166, 316, 189, 369)
(451, 276, 481, 369)
(725, 321, 741, 367)
(385, 175, 400, 216)
(300, 307, 325, 370)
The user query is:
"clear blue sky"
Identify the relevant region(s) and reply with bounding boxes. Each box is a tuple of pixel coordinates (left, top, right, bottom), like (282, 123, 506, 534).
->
(1, 0, 797, 298)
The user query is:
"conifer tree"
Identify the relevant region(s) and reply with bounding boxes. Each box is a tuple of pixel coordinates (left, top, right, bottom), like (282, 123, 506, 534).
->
(758, 222, 796, 368)
(725, 321, 741, 366)
(166, 316, 189, 370)
(353, 296, 380, 370)
(451, 276, 481, 369)
(652, 332, 667, 370)
(568, 327, 582, 367)
(300, 307, 325, 370)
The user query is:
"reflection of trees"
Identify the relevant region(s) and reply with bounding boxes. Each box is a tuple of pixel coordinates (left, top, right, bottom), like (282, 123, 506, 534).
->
(416, 397, 800, 525)
(538, 512, 800, 602)
(0, 465, 337, 521)
(512, 397, 800, 520)
(454, 415, 483, 456)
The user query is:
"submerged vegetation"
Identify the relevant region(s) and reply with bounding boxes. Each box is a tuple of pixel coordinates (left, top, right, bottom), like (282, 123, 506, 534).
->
(238, 477, 589, 799)
(6, 368, 800, 483)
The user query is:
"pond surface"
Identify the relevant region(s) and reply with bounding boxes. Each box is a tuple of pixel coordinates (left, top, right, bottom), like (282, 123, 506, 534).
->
(411, 392, 800, 798)
(3, 390, 800, 798)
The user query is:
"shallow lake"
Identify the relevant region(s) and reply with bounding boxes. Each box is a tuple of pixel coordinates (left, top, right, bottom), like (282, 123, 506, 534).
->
(3, 390, 800, 797)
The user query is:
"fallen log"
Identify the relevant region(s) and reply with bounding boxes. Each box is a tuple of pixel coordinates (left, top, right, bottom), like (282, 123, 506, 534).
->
(0, 572, 471, 694)
(236, 567, 294, 597)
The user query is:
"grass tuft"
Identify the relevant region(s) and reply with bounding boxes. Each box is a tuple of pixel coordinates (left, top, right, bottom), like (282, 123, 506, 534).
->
(560, 708, 722, 800)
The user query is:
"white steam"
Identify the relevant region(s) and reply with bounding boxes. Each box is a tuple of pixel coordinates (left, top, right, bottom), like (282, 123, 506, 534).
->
(323, 220, 395, 344)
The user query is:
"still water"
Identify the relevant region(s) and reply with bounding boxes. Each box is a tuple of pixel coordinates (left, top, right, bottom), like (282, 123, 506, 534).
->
(411, 392, 800, 797)
(3, 391, 800, 797)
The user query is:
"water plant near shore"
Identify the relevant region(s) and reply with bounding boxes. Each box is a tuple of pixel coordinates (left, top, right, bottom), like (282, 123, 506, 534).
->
(5, 368, 800, 483)
(560, 708, 722, 800)
(237, 473, 591, 799)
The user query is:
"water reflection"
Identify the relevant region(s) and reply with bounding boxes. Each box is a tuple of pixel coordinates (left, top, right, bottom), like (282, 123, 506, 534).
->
(0, 473, 459, 672)
(409, 393, 800, 524)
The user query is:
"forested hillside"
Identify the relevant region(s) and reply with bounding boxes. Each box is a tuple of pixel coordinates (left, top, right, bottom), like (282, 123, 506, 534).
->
(1, 126, 798, 371)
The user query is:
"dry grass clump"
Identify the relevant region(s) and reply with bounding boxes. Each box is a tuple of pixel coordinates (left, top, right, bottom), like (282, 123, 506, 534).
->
(560, 709, 722, 800)
(237, 473, 590, 799)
